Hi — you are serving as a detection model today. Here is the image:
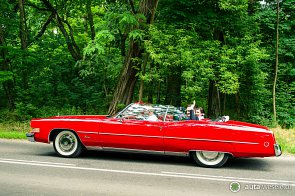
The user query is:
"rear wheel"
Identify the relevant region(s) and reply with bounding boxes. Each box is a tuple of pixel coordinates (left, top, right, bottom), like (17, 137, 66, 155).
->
(191, 151, 228, 168)
(53, 130, 83, 157)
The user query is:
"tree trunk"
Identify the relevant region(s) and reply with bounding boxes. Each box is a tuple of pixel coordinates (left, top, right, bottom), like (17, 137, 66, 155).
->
(120, 32, 127, 58)
(28, 12, 55, 46)
(207, 80, 221, 119)
(164, 66, 182, 106)
(207, 29, 224, 118)
(139, 53, 148, 101)
(273, 0, 279, 123)
(108, 0, 159, 115)
(86, 0, 95, 40)
(41, 0, 82, 61)
(222, 93, 226, 115)
(108, 41, 141, 115)
(248, 0, 257, 15)
(156, 80, 161, 103)
(147, 61, 155, 103)
(19, 0, 28, 50)
(0, 25, 15, 110)
(19, 0, 29, 89)
(235, 92, 240, 118)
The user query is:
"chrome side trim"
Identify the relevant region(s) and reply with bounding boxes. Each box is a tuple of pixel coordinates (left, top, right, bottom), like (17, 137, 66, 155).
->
(77, 131, 98, 135)
(165, 136, 259, 145)
(164, 151, 187, 156)
(85, 146, 103, 151)
(103, 147, 164, 155)
(85, 146, 236, 157)
(100, 132, 161, 139)
(85, 146, 187, 156)
(85, 146, 234, 157)
(99, 132, 259, 145)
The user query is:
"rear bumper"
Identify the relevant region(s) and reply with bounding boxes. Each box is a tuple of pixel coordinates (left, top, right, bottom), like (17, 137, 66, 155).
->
(26, 133, 35, 142)
(274, 144, 282, 157)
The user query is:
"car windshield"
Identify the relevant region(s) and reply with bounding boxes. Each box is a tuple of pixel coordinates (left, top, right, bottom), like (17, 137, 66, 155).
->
(115, 103, 187, 121)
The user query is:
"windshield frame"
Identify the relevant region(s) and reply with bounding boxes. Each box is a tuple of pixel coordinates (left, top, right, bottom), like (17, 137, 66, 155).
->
(113, 103, 187, 122)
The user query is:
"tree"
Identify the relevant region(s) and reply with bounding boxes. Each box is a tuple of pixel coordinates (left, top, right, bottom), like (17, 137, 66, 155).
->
(86, 0, 96, 40)
(0, 21, 15, 110)
(19, 0, 29, 89)
(273, 0, 279, 123)
(108, 0, 159, 115)
(0, 0, 294, 128)
(41, 0, 82, 61)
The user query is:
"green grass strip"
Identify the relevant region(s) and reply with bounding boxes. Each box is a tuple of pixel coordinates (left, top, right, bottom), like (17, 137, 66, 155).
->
(0, 131, 27, 139)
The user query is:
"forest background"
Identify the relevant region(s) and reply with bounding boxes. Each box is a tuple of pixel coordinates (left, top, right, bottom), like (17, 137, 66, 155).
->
(0, 0, 294, 136)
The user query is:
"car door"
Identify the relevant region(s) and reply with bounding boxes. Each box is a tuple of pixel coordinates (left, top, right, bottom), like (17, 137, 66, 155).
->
(163, 120, 196, 153)
(99, 118, 164, 152)
(163, 119, 234, 154)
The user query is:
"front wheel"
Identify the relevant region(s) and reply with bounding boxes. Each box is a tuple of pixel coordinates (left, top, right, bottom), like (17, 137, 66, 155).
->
(191, 151, 229, 168)
(53, 130, 83, 157)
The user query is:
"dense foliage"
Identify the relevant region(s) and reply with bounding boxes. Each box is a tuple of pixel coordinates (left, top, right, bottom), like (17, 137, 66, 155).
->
(0, 0, 294, 128)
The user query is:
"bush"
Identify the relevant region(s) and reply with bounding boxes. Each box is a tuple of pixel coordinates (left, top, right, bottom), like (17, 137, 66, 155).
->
(15, 103, 38, 121)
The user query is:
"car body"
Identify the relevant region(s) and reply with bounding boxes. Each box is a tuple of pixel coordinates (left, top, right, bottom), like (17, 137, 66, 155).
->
(26, 102, 282, 168)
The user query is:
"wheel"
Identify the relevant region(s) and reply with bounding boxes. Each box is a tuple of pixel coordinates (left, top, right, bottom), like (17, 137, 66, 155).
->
(191, 151, 229, 168)
(53, 130, 83, 157)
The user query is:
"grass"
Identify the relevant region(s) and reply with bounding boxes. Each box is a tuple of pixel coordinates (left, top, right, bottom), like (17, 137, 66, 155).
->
(272, 127, 295, 155)
(0, 121, 294, 155)
(0, 122, 29, 139)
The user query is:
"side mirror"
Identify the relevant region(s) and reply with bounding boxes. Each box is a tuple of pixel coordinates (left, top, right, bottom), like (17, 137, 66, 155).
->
(117, 114, 124, 123)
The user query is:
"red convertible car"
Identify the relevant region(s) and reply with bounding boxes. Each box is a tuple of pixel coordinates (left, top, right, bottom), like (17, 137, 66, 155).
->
(26, 103, 281, 168)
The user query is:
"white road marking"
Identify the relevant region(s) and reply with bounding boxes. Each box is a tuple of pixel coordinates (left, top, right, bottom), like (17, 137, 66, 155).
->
(0, 158, 75, 166)
(162, 171, 295, 185)
(0, 158, 294, 187)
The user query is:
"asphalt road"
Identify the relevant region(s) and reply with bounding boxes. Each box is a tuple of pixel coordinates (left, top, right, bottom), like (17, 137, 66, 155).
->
(0, 139, 294, 196)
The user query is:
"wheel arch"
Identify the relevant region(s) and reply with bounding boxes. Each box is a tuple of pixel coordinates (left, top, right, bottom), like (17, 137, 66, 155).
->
(49, 129, 83, 146)
(188, 150, 234, 157)
(51, 129, 84, 157)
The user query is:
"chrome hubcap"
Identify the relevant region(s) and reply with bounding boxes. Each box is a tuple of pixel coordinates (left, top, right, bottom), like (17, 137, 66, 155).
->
(199, 151, 221, 162)
(59, 134, 75, 152)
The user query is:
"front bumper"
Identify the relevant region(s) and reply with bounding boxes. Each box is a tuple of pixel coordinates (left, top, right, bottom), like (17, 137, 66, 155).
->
(26, 133, 35, 142)
(274, 144, 282, 157)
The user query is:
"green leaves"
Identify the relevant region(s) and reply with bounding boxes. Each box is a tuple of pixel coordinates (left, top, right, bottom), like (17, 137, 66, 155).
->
(219, 0, 248, 12)
(119, 12, 140, 32)
(83, 30, 115, 57)
(0, 71, 13, 83)
(217, 71, 239, 94)
(129, 29, 144, 41)
(0, 0, 294, 128)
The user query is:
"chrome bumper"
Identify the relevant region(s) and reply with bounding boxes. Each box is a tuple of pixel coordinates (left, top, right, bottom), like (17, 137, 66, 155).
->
(26, 133, 35, 142)
(274, 144, 282, 157)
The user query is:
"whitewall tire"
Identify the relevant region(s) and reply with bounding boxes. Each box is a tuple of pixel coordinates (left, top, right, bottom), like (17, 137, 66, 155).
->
(53, 130, 83, 157)
(191, 151, 229, 168)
